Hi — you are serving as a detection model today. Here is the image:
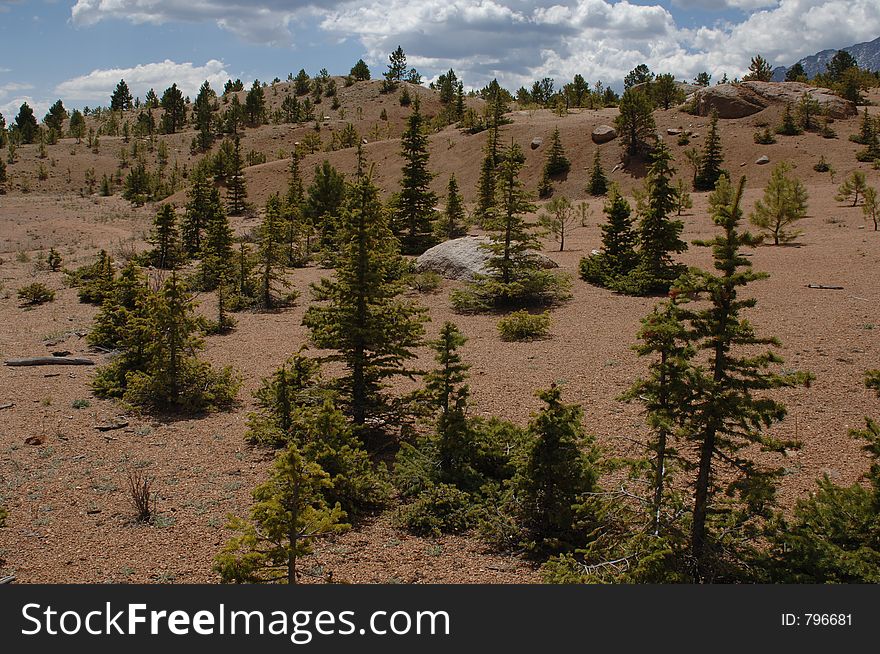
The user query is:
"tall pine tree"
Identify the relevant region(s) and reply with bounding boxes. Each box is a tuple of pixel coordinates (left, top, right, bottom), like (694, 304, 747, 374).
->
(393, 98, 438, 254)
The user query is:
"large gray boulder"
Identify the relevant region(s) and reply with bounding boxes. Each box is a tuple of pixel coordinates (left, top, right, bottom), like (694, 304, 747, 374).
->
(687, 81, 856, 119)
(415, 236, 558, 282)
(591, 125, 617, 144)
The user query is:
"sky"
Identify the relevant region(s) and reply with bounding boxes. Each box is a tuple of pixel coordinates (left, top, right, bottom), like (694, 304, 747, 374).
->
(0, 0, 878, 120)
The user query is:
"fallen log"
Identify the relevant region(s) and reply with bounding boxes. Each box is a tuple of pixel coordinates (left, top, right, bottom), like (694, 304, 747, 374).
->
(0, 403, 13, 410)
(0, 575, 16, 585)
(805, 284, 844, 290)
(4, 356, 95, 367)
(94, 420, 129, 432)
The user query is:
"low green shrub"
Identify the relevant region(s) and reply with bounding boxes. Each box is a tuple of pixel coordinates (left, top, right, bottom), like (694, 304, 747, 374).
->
(17, 283, 55, 306)
(497, 310, 550, 341)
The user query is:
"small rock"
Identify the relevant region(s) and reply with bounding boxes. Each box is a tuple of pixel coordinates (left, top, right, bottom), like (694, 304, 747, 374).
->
(530, 137, 543, 150)
(591, 125, 617, 144)
(52, 350, 71, 357)
(755, 155, 770, 165)
(25, 436, 44, 446)
(667, 128, 682, 136)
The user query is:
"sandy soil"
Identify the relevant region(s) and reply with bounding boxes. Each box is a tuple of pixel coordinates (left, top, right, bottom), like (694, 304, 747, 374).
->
(0, 81, 878, 583)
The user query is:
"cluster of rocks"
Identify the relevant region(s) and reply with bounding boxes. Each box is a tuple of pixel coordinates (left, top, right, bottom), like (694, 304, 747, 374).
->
(685, 81, 856, 119)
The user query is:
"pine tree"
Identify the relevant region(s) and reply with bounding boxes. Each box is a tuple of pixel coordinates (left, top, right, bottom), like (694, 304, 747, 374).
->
(743, 55, 773, 82)
(245, 79, 265, 126)
(302, 165, 427, 433)
(615, 89, 656, 159)
(97, 273, 240, 412)
(68, 109, 85, 143)
(159, 84, 186, 134)
(47, 248, 62, 272)
(796, 92, 821, 131)
(181, 163, 213, 255)
(383, 46, 408, 92)
(538, 196, 582, 252)
(774, 104, 803, 137)
(474, 91, 505, 223)
(350, 59, 371, 81)
(14, 103, 38, 144)
(255, 194, 292, 310)
(835, 170, 868, 206)
(863, 186, 879, 230)
(193, 80, 215, 151)
(749, 162, 809, 245)
(110, 79, 133, 112)
(88, 261, 148, 350)
(434, 174, 468, 240)
(677, 176, 810, 581)
(673, 178, 693, 216)
(0, 158, 6, 195)
(147, 203, 181, 269)
(199, 187, 234, 291)
(393, 98, 438, 254)
(587, 149, 608, 196)
(623, 141, 687, 295)
(543, 127, 571, 177)
(305, 161, 346, 253)
(694, 109, 726, 191)
(485, 142, 539, 286)
(226, 136, 248, 215)
(43, 100, 67, 134)
(214, 444, 348, 584)
(624, 301, 694, 535)
(510, 386, 600, 548)
(579, 185, 638, 286)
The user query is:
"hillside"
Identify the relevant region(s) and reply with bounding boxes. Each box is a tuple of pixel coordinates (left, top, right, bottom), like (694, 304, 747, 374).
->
(772, 35, 880, 80)
(1, 79, 879, 584)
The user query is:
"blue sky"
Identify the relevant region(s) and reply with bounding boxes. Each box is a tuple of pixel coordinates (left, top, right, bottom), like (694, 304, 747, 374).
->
(1, 1, 878, 119)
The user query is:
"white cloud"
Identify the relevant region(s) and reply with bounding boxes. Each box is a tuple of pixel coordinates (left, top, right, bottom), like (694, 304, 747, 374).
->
(64, 1, 880, 90)
(70, 0, 332, 44)
(55, 59, 231, 104)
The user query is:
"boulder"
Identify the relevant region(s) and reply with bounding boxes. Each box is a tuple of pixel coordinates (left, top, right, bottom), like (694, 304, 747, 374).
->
(591, 125, 617, 144)
(755, 155, 770, 165)
(415, 236, 558, 282)
(530, 137, 543, 150)
(686, 81, 856, 119)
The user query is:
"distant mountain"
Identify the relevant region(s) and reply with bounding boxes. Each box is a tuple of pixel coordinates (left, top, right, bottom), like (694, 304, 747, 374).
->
(771, 36, 880, 81)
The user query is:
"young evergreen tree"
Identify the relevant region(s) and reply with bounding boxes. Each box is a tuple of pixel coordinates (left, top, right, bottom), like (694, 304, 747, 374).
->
(245, 79, 266, 126)
(14, 103, 38, 144)
(226, 136, 248, 215)
(694, 109, 726, 191)
(579, 185, 638, 287)
(192, 80, 215, 151)
(835, 170, 868, 206)
(95, 273, 240, 413)
(434, 174, 468, 240)
(743, 55, 773, 82)
(615, 89, 656, 159)
(749, 162, 809, 245)
(863, 186, 879, 230)
(302, 164, 427, 434)
(621, 141, 687, 295)
(587, 149, 608, 196)
(255, 194, 293, 310)
(538, 196, 582, 251)
(68, 109, 85, 143)
(214, 444, 349, 584)
(88, 261, 148, 350)
(455, 143, 570, 312)
(393, 98, 438, 254)
(676, 176, 810, 581)
(510, 386, 600, 549)
(474, 90, 506, 223)
(796, 92, 822, 131)
(146, 203, 181, 270)
(350, 59, 371, 81)
(43, 100, 67, 134)
(159, 84, 186, 134)
(181, 163, 212, 255)
(305, 160, 346, 252)
(199, 187, 234, 291)
(541, 127, 571, 182)
(382, 46, 408, 92)
(110, 79, 134, 112)
(673, 178, 693, 216)
(774, 104, 803, 137)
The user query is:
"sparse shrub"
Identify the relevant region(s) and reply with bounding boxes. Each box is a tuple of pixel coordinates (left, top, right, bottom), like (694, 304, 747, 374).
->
(775, 104, 803, 136)
(408, 270, 443, 293)
(47, 248, 62, 271)
(127, 470, 155, 523)
(396, 483, 476, 537)
(72, 399, 90, 409)
(17, 282, 55, 306)
(753, 128, 776, 145)
(497, 311, 551, 341)
(813, 156, 831, 173)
